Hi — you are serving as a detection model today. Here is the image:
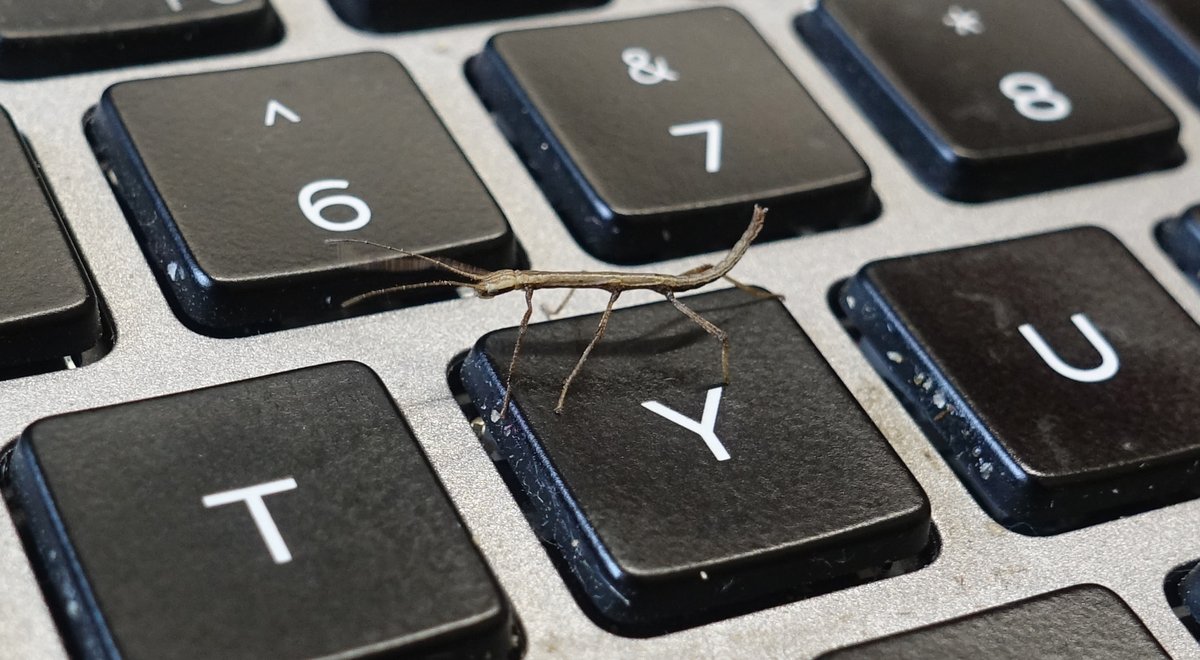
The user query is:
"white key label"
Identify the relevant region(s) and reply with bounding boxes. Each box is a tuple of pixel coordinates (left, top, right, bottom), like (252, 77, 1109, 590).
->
(943, 6, 984, 36)
(298, 179, 372, 232)
(642, 387, 731, 461)
(1000, 72, 1072, 122)
(165, 0, 244, 11)
(264, 99, 300, 126)
(202, 477, 298, 564)
(622, 47, 679, 85)
(1018, 313, 1119, 383)
(669, 120, 723, 173)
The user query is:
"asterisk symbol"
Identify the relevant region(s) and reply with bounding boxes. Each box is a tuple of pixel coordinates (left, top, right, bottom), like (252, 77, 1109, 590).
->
(943, 5, 983, 36)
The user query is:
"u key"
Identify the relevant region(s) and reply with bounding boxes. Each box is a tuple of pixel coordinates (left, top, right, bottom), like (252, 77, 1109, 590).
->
(841, 227, 1200, 535)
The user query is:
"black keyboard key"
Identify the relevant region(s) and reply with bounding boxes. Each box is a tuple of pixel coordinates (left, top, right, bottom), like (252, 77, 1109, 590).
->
(6, 362, 514, 659)
(1159, 205, 1200, 278)
(1180, 563, 1200, 626)
(798, 0, 1181, 201)
(461, 288, 930, 631)
(0, 109, 100, 368)
(470, 8, 873, 264)
(841, 228, 1200, 534)
(0, 1, 281, 79)
(820, 586, 1168, 659)
(330, 0, 609, 32)
(1100, 0, 1200, 107)
(89, 52, 517, 336)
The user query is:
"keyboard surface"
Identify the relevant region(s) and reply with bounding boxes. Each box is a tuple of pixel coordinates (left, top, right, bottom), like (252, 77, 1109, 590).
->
(4, 0, 1200, 658)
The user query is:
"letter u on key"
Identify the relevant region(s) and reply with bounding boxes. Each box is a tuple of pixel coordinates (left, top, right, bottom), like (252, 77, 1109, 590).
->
(1018, 313, 1119, 383)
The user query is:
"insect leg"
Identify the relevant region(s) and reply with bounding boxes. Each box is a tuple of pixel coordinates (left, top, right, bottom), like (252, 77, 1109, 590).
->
(665, 291, 731, 384)
(540, 289, 576, 318)
(720, 274, 784, 301)
(500, 287, 535, 418)
(555, 291, 620, 414)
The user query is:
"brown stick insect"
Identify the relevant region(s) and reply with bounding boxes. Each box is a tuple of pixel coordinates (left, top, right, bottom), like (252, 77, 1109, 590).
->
(334, 205, 769, 415)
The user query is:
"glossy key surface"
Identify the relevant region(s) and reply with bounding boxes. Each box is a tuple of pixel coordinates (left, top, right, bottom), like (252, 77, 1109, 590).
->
(7, 362, 513, 660)
(90, 52, 517, 336)
(0, 109, 100, 368)
(329, 0, 609, 32)
(842, 228, 1200, 534)
(799, 0, 1181, 201)
(470, 7, 873, 263)
(461, 288, 930, 632)
(0, 0, 281, 78)
(820, 586, 1168, 659)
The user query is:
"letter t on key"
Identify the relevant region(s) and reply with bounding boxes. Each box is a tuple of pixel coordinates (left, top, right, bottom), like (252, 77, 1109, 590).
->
(203, 477, 298, 564)
(642, 387, 731, 461)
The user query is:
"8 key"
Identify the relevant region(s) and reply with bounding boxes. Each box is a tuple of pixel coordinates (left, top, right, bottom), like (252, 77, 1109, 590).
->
(799, 0, 1181, 201)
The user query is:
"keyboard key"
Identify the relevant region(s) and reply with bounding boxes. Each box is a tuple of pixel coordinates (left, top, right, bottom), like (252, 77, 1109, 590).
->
(470, 8, 873, 264)
(841, 228, 1200, 535)
(820, 585, 1168, 658)
(0, 109, 100, 368)
(1180, 562, 1200, 626)
(1099, 0, 1200, 108)
(0, 1, 281, 79)
(1159, 205, 1200, 278)
(330, 0, 609, 32)
(798, 0, 1181, 201)
(6, 362, 514, 659)
(89, 52, 517, 336)
(461, 288, 930, 631)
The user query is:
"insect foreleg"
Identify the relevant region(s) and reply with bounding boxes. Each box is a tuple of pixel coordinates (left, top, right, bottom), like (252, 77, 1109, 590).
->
(555, 291, 620, 414)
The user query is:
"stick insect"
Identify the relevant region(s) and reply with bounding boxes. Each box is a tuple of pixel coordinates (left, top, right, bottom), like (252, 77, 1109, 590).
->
(335, 205, 769, 415)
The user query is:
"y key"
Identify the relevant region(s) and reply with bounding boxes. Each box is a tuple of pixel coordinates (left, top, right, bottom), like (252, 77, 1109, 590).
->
(461, 288, 930, 631)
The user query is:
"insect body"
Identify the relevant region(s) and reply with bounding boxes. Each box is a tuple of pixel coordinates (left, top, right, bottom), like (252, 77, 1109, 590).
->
(337, 205, 768, 414)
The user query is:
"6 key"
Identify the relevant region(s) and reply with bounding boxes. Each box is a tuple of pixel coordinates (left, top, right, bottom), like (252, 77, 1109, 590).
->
(90, 52, 518, 336)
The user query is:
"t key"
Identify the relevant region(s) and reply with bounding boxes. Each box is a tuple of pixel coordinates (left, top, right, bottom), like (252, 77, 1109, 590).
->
(6, 362, 514, 659)
(841, 228, 1200, 534)
(0, 108, 100, 369)
(0, 1, 281, 78)
(798, 0, 1181, 201)
(461, 289, 930, 631)
(470, 8, 873, 263)
(90, 52, 517, 336)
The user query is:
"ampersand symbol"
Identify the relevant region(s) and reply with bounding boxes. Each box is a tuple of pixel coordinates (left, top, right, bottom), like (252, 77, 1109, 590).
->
(621, 47, 679, 86)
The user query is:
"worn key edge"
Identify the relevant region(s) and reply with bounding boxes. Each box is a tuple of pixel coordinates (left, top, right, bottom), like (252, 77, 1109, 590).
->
(5, 433, 117, 659)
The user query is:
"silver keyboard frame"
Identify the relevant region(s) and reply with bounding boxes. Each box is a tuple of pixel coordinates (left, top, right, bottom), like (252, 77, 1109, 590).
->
(3, 1, 1200, 657)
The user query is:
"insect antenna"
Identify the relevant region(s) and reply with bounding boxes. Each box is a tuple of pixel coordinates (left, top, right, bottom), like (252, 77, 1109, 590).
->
(341, 280, 480, 308)
(326, 238, 489, 281)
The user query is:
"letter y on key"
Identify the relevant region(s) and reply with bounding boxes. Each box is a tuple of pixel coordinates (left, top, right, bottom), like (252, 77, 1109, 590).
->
(642, 387, 731, 461)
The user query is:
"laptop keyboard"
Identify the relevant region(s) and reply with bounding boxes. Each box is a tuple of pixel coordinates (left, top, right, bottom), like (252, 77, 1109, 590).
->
(3, 0, 1200, 657)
